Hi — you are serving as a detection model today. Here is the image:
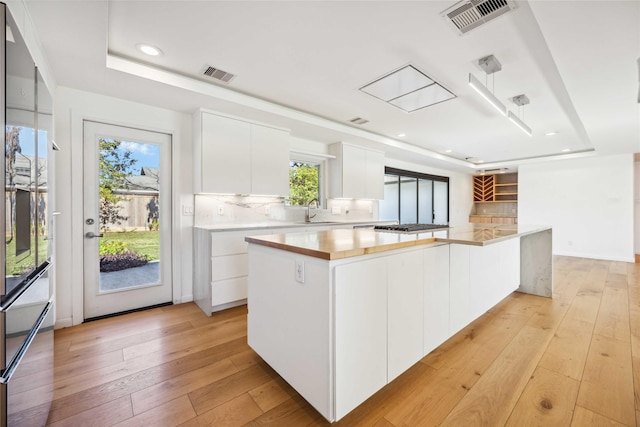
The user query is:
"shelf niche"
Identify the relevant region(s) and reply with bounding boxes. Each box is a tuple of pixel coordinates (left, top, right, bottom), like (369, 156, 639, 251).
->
(473, 172, 517, 202)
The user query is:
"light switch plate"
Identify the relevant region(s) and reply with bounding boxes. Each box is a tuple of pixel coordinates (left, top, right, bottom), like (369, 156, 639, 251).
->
(217, 206, 224, 216)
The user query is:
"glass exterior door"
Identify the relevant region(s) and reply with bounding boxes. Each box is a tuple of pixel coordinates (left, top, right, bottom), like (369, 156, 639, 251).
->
(82, 121, 172, 319)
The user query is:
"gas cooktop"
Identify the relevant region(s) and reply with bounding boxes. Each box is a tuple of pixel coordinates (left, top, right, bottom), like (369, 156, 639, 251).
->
(373, 224, 450, 233)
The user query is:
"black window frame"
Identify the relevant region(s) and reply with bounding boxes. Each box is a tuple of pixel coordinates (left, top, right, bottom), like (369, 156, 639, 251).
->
(383, 166, 450, 224)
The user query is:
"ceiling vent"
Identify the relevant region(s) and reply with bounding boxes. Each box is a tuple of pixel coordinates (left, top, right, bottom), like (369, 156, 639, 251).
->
(441, 0, 517, 35)
(349, 117, 369, 125)
(202, 65, 235, 83)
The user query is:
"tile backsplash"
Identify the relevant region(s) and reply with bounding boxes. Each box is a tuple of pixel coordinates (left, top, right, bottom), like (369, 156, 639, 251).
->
(194, 194, 378, 227)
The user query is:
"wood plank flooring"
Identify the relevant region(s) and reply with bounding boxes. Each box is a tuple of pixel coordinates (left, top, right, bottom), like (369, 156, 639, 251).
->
(45, 256, 640, 426)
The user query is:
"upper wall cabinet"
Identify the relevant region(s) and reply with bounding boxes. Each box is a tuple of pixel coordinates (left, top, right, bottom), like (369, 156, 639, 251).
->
(194, 111, 290, 196)
(328, 142, 384, 199)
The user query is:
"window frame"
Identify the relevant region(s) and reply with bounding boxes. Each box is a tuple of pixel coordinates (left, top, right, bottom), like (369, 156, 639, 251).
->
(287, 155, 326, 208)
(382, 166, 450, 224)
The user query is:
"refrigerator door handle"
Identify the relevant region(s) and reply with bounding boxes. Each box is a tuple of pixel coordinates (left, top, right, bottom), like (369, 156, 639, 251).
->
(0, 300, 53, 384)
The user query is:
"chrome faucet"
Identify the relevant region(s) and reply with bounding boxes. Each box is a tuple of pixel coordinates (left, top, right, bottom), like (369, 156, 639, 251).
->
(306, 198, 319, 222)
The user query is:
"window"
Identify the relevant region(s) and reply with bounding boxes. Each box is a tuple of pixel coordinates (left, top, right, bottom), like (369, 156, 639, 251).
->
(380, 167, 449, 224)
(288, 160, 321, 206)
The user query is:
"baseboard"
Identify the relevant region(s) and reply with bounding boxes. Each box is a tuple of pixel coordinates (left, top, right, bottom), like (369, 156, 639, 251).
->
(55, 317, 73, 329)
(554, 251, 635, 263)
(180, 294, 194, 303)
(212, 299, 247, 313)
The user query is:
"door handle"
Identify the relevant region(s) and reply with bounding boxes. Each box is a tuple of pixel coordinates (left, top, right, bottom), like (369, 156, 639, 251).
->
(85, 232, 104, 239)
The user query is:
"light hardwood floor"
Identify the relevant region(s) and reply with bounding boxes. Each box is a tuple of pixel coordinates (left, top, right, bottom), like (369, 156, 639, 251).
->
(43, 256, 640, 426)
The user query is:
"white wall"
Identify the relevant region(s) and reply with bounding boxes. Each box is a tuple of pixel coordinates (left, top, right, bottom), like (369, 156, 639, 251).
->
(519, 154, 634, 262)
(383, 158, 473, 227)
(635, 160, 640, 254)
(54, 87, 193, 327)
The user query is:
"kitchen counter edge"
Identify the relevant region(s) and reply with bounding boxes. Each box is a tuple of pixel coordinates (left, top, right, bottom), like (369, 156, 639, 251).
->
(244, 224, 551, 260)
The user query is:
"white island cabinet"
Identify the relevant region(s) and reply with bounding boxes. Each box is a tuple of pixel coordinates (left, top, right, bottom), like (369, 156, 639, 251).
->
(245, 224, 551, 422)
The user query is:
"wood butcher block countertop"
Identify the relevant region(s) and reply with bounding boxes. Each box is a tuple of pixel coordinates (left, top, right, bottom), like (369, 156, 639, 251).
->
(245, 224, 551, 260)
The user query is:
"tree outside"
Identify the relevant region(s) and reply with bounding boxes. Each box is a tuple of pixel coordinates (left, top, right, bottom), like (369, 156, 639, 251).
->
(289, 162, 319, 206)
(99, 139, 137, 231)
(98, 139, 158, 272)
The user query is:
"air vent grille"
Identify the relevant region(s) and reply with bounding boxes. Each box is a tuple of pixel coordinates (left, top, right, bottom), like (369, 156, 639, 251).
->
(203, 65, 235, 83)
(441, 0, 516, 35)
(349, 117, 369, 125)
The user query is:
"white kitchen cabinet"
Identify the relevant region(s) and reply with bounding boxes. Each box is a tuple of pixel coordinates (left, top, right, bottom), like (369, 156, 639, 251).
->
(365, 150, 384, 200)
(449, 244, 472, 336)
(194, 110, 290, 196)
(247, 246, 333, 419)
(449, 239, 521, 336)
(387, 250, 424, 381)
(198, 112, 251, 194)
(194, 224, 359, 316)
(250, 124, 290, 196)
(328, 142, 384, 199)
(334, 258, 388, 420)
(423, 244, 450, 355)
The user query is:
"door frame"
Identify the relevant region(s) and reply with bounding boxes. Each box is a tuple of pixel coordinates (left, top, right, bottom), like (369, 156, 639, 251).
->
(82, 120, 173, 319)
(67, 108, 185, 326)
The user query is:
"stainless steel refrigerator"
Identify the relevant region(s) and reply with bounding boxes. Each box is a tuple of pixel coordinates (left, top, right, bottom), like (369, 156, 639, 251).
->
(0, 3, 55, 425)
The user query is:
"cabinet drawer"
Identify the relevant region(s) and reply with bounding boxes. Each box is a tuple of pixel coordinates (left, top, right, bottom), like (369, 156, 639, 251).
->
(491, 217, 515, 224)
(469, 215, 487, 223)
(211, 232, 249, 256)
(212, 277, 248, 306)
(212, 254, 248, 281)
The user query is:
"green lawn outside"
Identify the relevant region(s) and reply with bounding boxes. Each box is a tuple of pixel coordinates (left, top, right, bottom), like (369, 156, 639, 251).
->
(102, 230, 160, 261)
(5, 235, 49, 276)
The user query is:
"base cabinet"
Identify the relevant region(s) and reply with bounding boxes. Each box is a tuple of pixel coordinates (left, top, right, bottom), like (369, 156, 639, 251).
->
(450, 239, 521, 335)
(334, 259, 388, 420)
(387, 250, 424, 382)
(247, 237, 527, 422)
(423, 244, 450, 355)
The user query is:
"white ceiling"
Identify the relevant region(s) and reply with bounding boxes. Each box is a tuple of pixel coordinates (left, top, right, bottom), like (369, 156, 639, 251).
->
(23, 0, 640, 172)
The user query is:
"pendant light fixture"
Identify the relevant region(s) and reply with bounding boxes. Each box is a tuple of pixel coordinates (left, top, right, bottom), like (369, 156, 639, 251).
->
(468, 55, 507, 116)
(509, 94, 532, 136)
(468, 55, 533, 137)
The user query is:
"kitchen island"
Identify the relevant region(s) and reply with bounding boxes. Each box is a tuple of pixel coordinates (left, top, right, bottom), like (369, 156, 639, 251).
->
(245, 224, 552, 422)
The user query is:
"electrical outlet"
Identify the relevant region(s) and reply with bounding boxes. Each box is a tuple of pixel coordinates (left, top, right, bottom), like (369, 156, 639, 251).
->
(295, 260, 305, 283)
(217, 206, 224, 216)
(331, 206, 341, 215)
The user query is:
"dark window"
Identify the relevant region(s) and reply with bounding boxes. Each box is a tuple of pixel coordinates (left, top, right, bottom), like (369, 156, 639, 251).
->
(380, 167, 449, 224)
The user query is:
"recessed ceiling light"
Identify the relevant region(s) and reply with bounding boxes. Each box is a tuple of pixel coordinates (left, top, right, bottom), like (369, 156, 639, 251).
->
(562, 148, 571, 152)
(136, 43, 163, 56)
(545, 131, 559, 136)
(397, 133, 406, 137)
(445, 149, 452, 153)
(478, 160, 485, 163)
